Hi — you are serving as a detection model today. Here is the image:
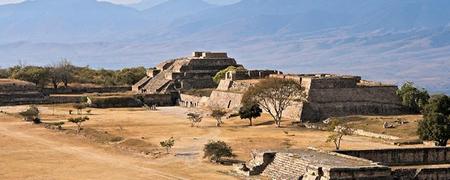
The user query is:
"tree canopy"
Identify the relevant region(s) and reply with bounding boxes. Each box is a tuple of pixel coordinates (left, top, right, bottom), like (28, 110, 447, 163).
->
(417, 94, 450, 146)
(212, 66, 245, 84)
(397, 82, 430, 113)
(0, 60, 147, 88)
(242, 78, 305, 127)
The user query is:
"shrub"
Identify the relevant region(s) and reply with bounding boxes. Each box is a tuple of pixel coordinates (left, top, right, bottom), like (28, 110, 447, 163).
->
(19, 105, 40, 122)
(73, 103, 87, 115)
(160, 137, 175, 153)
(187, 113, 202, 127)
(203, 140, 234, 162)
(68, 116, 89, 134)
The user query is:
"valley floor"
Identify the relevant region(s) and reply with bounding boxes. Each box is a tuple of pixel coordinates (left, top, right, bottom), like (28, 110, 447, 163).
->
(0, 105, 427, 179)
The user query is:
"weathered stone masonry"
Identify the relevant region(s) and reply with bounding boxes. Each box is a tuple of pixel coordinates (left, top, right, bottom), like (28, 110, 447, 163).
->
(208, 73, 404, 122)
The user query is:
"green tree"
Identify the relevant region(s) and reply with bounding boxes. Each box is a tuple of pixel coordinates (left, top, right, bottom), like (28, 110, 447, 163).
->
(203, 140, 234, 162)
(12, 66, 50, 88)
(422, 94, 450, 116)
(397, 82, 430, 113)
(213, 66, 245, 84)
(418, 94, 450, 146)
(58, 59, 74, 87)
(239, 103, 262, 126)
(68, 116, 89, 134)
(115, 67, 147, 85)
(243, 78, 305, 127)
(160, 137, 175, 153)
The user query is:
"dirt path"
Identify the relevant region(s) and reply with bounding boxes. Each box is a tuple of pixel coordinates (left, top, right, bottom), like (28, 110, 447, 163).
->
(0, 120, 188, 180)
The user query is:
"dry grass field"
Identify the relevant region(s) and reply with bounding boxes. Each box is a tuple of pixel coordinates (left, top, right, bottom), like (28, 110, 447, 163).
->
(0, 104, 426, 179)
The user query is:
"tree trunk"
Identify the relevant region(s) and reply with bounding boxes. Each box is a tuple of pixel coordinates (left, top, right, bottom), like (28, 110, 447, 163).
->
(52, 82, 58, 89)
(249, 118, 253, 126)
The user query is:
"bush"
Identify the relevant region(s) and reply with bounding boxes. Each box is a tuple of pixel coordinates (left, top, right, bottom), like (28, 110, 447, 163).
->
(19, 105, 40, 122)
(203, 140, 234, 162)
(187, 113, 202, 127)
(160, 137, 175, 153)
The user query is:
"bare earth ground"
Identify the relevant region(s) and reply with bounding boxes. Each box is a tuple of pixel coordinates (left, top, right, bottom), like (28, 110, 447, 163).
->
(0, 105, 428, 179)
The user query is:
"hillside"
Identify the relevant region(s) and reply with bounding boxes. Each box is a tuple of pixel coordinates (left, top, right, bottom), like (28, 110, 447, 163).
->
(0, 0, 449, 94)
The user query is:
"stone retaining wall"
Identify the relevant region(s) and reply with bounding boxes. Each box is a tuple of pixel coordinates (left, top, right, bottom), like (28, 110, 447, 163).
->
(336, 147, 450, 166)
(43, 86, 131, 94)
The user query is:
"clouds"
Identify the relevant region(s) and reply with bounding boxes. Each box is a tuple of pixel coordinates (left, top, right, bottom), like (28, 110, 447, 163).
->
(0, 0, 241, 6)
(0, 0, 25, 5)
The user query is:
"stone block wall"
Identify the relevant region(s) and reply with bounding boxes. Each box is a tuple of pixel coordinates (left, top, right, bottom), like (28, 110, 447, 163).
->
(336, 147, 450, 166)
(179, 94, 209, 107)
(208, 90, 243, 109)
(43, 86, 131, 94)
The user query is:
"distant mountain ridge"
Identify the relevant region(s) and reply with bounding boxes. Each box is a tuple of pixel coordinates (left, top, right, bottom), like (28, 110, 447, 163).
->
(0, 0, 449, 94)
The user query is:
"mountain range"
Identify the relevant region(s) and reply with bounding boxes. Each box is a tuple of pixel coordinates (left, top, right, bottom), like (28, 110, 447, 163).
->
(0, 0, 449, 94)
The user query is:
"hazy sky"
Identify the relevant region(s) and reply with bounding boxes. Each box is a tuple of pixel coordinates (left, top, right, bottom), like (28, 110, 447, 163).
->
(0, 0, 241, 5)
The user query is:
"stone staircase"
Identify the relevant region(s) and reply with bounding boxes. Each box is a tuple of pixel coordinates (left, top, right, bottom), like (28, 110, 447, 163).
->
(261, 153, 307, 180)
(142, 72, 172, 94)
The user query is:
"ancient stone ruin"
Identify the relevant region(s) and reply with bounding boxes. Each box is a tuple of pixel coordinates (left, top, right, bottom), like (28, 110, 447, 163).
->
(134, 51, 405, 121)
(236, 147, 450, 179)
(208, 72, 404, 122)
(133, 51, 238, 94)
(0, 79, 47, 105)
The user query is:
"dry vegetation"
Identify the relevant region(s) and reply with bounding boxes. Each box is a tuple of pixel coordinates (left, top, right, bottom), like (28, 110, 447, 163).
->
(0, 104, 426, 179)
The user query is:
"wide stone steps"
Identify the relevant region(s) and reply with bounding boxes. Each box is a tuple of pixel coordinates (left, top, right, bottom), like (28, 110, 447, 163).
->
(142, 72, 171, 93)
(261, 153, 307, 180)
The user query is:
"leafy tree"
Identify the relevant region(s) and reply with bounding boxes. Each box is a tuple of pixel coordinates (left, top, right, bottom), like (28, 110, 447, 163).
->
(213, 66, 245, 84)
(12, 66, 50, 88)
(418, 113, 449, 146)
(239, 103, 262, 126)
(325, 119, 353, 150)
(187, 113, 202, 127)
(397, 82, 430, 113)
(160, 137, 175, 153)
(19, 105, 40, 122)
(58, 59, 74, 87)
(68, 116, 89, 134)
(115, 67, 147, 85)
(203, 140, 234, 162)
(422, 94, 450, 116)
(243, 78, 305, 127)
(418, 94, 450, 146)
(0, 68, 11, 78)
(211, 109, 227, 127)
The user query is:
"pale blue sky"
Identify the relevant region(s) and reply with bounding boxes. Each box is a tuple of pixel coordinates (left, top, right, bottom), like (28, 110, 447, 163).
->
(0, 0, 241, 5)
